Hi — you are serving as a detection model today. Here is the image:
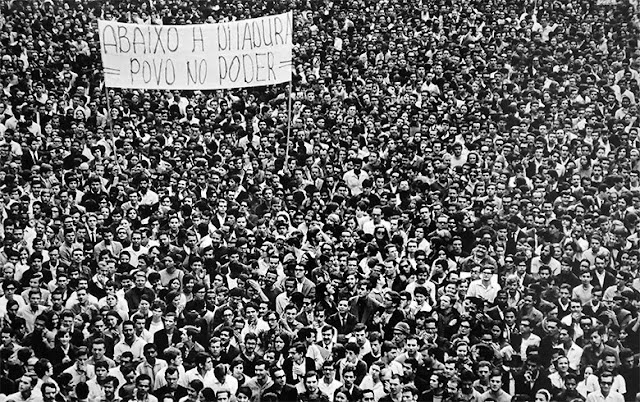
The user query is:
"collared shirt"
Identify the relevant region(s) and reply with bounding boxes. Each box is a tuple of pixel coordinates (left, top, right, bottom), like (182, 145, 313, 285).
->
(343, 169, 370, 196)
(4, 391, 39, 402)
(466, 280, 501, 304)
(585, 391, 625, 402)
(136, 358, 168, 389)
(318, 378, 342, 402)
(240, 318, 270, 340)
(210, 374, 238, 395)
(17, 304, 47, 333)
(63, 364, 96, 386)
(184, 367, 218, 390)
(564, 342, 583, 371)
(114, 336, 147, 363)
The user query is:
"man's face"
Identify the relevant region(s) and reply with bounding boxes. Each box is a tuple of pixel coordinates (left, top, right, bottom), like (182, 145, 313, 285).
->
(273, 369, 286, 386)
(343, 370, 355, 387)
(96, 366, 108, 380)
(137, 379, 150, 395)
(255, 365, 267, 381)
(489, 376, 502, 392)
(93, 344, 105, 358)
(603, 356, 617, 371)
(19, 376, 32, 393)
(337, 300, 349, 313)
(103, 382, 116, 398)
(389, 377, 401, 394)
(305, 375, 318, 392)
(29, 293, 41, 307)
(354, 329, 366, 346)
(123, 324, 135, 340)
(406, 339, 418, 355)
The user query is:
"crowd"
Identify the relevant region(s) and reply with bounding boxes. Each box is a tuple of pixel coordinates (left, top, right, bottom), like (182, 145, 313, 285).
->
(0, 0, 639, 400)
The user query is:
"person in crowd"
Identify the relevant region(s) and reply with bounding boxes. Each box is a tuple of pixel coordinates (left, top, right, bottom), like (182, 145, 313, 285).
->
(0, 0, 640, 402)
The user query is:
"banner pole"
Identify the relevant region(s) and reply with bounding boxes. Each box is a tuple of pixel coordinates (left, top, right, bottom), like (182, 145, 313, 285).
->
(285, 81, 293, 164)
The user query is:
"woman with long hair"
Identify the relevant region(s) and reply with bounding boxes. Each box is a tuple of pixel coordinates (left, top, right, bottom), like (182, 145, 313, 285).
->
(273, 333, 291, 368)
(164, 290, 185, 318)
(373, 225, 390, 251)
(314, 282, 338, 317)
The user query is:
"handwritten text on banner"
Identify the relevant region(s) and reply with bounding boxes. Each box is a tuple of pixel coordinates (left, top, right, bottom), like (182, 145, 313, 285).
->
(98, 12, 293, 89)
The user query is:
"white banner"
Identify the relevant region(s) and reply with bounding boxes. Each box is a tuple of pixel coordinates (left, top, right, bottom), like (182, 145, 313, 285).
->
(98, 12, 293, 89)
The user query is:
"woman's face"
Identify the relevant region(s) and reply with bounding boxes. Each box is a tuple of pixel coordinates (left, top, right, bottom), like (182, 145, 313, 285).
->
(535, 393, 548, 402)
(170, 279, 181, 291)
(236, 394, 250, 402)
(60, 332, 71, 344)
(557, 357, 569, 373)
(274, 337, 285, 351)
(335, 392, 349, 402)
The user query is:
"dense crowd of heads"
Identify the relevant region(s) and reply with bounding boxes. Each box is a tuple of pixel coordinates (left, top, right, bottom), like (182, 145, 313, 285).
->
(0, 0, 639, 401)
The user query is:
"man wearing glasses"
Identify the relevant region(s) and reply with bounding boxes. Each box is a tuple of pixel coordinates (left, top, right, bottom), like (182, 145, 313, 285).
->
(585, 371, 624, 402)
(264, 366, 298, 401)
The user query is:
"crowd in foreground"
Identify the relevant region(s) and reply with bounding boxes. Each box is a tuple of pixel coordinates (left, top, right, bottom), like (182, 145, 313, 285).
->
(0, 0, 640, 401)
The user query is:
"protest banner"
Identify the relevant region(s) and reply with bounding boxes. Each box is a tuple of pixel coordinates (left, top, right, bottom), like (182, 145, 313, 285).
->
(98, 12, 293, 89)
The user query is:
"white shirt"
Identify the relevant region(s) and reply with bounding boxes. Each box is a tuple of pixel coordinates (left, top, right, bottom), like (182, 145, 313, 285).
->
(586, 391, 625, 402)
(114, 336, 147, 363)
(466, 280, 501, 304)
(210, 374, 238, 395)
(0, 294, 26, 316)
(563, 342, 583, 371)
(318, 378, 343, 402)
(183, 367, 217, 389)
(240, 318, 269, 340)
(519, 333, 541, 359)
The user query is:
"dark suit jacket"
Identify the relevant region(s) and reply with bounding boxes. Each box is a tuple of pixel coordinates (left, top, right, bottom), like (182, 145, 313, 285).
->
(337, 385, 362, 402)
(382, 309, 405, 341)
(282, 356, 315, 385)
(514, 372, 553, 399)
(154, 329, 181, 359)
(418, 390, 449, 402)
(264, 384, 298, 401)
(349, 296, 378, 324)
(85, 333, 116, 358)
(326, 312, 358, 335)
(336, 359, 368, 385)
(21, 151, 39, 170)
(153, 385, 188, 400)
(591, 271, 616, 290)
(295, 277, 316, 298)
(295, 311, 314, 327)
(51, 345, 78, 375)
(220, 344, 241, 365)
